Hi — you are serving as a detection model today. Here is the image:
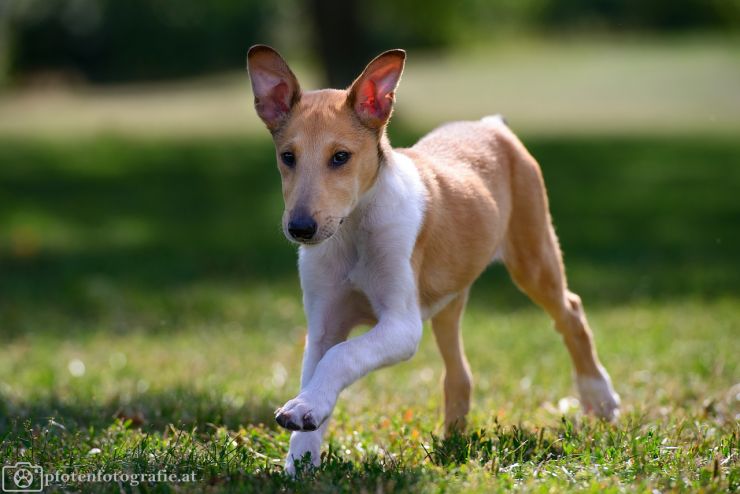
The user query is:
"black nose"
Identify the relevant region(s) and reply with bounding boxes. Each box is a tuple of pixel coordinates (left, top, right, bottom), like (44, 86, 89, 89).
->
(288, 216, 317, 241)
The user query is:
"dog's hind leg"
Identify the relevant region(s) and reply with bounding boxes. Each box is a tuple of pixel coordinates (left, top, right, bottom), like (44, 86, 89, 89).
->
(431, 289, 473, 434)
(502, 151, 620, 420)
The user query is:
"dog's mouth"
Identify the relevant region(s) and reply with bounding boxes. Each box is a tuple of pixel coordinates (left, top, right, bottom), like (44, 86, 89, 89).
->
(293, 237, 324, 246)
(290, 233, 332, 246)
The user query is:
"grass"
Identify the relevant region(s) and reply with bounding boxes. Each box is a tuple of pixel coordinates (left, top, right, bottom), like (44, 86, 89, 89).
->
(0, 132, 738, 492)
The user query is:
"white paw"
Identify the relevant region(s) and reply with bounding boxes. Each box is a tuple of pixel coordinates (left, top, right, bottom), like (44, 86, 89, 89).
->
(576, 367, 621, 421)
(275, 391, 333, 432)
(285, 431, 322, 475)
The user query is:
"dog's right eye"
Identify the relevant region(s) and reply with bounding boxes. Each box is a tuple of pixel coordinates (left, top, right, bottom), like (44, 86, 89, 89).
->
(280, 152, 296, 167)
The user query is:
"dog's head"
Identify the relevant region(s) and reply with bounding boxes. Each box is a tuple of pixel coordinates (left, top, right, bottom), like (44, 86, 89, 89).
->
(247, 45, 405, 245)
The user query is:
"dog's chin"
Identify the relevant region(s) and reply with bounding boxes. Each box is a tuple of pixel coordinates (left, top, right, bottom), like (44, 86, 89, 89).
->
(293, 238, 324, 246)
(284, 231, 337, 246)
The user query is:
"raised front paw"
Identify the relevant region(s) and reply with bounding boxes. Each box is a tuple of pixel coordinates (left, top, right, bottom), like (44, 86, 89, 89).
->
(275, 393, 332, 432)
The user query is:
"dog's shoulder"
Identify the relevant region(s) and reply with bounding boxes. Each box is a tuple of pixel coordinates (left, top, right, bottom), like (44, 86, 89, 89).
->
(395, 115, 519, 186)
(407, 115, 513, 161)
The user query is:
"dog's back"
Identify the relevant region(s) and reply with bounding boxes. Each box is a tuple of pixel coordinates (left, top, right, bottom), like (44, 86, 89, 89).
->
(400, 116, 546, 312)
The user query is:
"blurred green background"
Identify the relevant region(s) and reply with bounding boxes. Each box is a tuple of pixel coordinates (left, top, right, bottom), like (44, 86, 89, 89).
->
(1, 0, 739, 85)
(0, 0, 738, 461)
(1, 0, 738, 321)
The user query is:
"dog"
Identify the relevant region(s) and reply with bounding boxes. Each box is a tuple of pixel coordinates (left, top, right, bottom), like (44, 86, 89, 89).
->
(246, 45, 620, 474)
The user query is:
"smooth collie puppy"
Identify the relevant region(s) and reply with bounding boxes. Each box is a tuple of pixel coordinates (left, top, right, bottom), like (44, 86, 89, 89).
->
(246, 45, 620, 473)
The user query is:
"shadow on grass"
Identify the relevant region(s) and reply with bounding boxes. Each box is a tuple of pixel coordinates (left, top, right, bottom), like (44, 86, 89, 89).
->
(0, 386, 278, 435)
(0, 131, 738, 335)
(243, 423, 568, 493)
(234, 450, 429, 494)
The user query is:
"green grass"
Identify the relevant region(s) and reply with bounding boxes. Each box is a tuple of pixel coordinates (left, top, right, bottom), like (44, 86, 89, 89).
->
(0, 134, 738, 492)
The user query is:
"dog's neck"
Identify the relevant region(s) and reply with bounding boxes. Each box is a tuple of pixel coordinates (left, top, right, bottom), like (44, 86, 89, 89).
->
(377, 131, 394, 165)
(353, 142, 426, 230)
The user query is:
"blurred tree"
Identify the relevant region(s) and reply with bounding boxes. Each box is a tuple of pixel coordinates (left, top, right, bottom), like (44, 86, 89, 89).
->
(307, 0, 370, 88)
(306, 0, 470, 87)
(1, 0, 738, 85)
(3, 0, 274, 83)
(0, 2, 9, 86)
(536, 0, 740, 31)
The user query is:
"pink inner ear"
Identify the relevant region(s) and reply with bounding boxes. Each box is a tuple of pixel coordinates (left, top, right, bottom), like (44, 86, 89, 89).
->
(358, 80, 381, 116)
(356, 68, 398, 121)
(270, 81, 291, 113)
(372, 64, 401, 96)
(256, 80, 291, 123)
(357, 79, 395, 120)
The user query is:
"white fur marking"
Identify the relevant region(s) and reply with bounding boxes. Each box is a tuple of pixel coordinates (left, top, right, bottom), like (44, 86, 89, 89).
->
(575, 366, 621, 421)
(283, 150, 427, 466)
(481, 114, 506, 126)
(490, 246, 505, 264)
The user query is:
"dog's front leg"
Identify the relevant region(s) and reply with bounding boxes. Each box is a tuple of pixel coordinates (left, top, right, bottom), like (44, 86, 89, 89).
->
(276, 260, 423, 438)
(283, 282, 365, 473)
(278, 308, 422, 429)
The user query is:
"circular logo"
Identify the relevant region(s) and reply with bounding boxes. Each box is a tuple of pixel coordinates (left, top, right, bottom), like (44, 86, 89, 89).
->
(13, 467, 35, 489)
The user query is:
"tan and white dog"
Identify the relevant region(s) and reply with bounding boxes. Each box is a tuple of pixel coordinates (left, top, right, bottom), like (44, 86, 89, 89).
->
(247, 45, 620, 473)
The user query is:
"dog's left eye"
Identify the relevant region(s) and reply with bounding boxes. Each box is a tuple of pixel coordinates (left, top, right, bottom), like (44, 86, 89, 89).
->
(280, 152, 296, 167)
(330, 151, 351, 167)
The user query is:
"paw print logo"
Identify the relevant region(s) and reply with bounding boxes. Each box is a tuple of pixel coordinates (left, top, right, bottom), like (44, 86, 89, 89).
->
(2, 462, 44, 492)
(12, 469, 34, 489)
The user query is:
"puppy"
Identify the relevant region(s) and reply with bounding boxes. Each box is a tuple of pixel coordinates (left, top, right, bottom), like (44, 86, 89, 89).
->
(246, 45, 620, 473)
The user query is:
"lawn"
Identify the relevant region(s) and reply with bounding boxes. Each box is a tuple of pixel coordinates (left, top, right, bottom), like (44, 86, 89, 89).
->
(0, 132, 738, 492)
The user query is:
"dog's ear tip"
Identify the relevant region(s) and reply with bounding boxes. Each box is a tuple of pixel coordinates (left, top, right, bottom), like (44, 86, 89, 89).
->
(247, 44, 279, 61)
(248, 44, 273, 54)
(383, 49, 406, 61)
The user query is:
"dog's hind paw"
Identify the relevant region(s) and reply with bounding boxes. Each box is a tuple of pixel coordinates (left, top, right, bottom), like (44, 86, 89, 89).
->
(576, 368, 621, 421)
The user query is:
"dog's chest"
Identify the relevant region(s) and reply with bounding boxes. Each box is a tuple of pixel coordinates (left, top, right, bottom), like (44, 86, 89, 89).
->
(345, 254, 374, 294)
(343, 231, 384, 293)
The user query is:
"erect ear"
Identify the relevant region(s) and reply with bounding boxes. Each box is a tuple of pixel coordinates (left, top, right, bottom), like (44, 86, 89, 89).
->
(347, 49, 406, 129)
(247, 45, 301, 131)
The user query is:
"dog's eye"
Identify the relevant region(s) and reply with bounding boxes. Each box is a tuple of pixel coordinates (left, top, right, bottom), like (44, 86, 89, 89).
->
(331, 151, 351, 167)
(280, 152, 296, 167)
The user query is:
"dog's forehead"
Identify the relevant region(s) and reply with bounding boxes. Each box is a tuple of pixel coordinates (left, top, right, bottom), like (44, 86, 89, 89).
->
(298, 89, 348, 114)
(276, 89, 370, 148)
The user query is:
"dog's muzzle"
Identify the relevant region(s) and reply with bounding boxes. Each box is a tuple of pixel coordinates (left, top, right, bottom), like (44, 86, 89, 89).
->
(287, 214, 317, 241)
